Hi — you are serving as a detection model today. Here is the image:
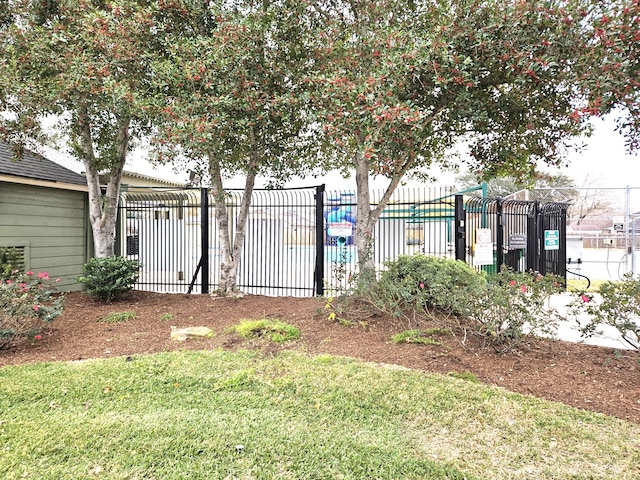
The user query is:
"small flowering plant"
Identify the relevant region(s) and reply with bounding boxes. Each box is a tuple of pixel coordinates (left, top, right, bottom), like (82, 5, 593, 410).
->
(470, 268, 565, 353)
(568, 273, 640, 350)
(0, 270, 65, 349)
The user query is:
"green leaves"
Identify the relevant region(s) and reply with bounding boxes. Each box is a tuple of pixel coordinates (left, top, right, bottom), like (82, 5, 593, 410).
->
(570, 273, 640, 350)
(0, 270, 65, 349)
(311, 0, 639, 184)
(150, 0, 319, 181)
(76, 256, 140, 302)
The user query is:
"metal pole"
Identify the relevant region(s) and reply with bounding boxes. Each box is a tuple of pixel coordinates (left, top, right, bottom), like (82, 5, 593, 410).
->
(201, 188, 210, 294)
(558, 204, 568, 282)
(454, 195, 466, 261)
(314, 184, 326, 296)
(496, 199, 504, 271)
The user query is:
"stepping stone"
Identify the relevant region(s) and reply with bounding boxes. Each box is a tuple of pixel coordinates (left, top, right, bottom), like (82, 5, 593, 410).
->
(170, 326, 214, 341)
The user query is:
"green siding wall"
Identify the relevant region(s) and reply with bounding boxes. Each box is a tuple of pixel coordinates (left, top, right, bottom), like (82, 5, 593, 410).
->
(0, 182, 89, 291)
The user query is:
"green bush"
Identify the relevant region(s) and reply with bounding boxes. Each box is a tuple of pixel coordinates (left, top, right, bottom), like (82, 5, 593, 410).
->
(569, 273, 640, 350)
(470, 269, 564, 352)
(377, 254, 486, 318)
(0, 270, 65, 349)
(327, 254, 564, 353)
(76, 256, 140, 302)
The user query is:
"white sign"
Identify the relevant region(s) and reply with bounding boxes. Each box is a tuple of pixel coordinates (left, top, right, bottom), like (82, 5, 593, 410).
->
(476, 228, 492, 244)
(327, 222, 353, 237)
(474, 243, 494, 266)
(474, 228, 493, 265)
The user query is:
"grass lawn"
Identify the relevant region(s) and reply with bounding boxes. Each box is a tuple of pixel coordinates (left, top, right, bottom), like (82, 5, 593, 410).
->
(1, 350, 638, 479)
(566, 278, 609, 292)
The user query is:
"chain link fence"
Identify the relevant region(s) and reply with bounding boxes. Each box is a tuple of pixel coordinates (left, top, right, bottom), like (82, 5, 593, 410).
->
(508, 186, 640, 284)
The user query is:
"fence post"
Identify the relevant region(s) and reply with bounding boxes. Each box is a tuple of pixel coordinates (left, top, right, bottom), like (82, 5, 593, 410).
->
(201, 188, 210, 294)
(454, 195, 466, 261)
(538, 203, 547, 276)
(496, 199, 504, 271)
(527, 201, 539, 272)
(315, 184, 326, 296)
(558, 204, 568, 282)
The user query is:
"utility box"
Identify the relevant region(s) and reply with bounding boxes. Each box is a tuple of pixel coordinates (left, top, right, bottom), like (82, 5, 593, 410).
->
(566, 237, 583, 264)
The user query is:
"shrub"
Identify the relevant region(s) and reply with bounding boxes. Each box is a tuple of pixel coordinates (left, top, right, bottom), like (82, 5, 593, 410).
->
(569, 273, 640, 350)
(76, 256, 140, 302)
(0, 271, 65, 349)
(328, 254, 564, 353)
(376, 254, 486, 318)
(469, 269, 564, 352)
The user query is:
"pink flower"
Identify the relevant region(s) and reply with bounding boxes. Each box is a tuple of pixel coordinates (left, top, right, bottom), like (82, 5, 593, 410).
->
(581, 294, 590, 303)
(33, 305, 39, 312)
(55, 278, 61, 283)
(419, 282, 425, 289)
(26, 271, 34, 276)
(34, 335, 42, 340)
(37, 272, 50, 281)
(520, 285, 528, 293)
(6, 280, 11, 285)
(509, 280, 517, 286)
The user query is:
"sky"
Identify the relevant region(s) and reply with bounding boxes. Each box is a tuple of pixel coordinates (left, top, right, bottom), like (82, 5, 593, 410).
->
(562, 115, 637, 190)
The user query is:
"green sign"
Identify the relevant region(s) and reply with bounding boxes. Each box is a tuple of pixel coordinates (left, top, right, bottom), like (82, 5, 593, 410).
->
(544, 230, 559, 250)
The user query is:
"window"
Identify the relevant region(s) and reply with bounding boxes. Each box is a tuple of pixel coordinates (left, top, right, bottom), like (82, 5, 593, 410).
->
(0, 245, 30, 277)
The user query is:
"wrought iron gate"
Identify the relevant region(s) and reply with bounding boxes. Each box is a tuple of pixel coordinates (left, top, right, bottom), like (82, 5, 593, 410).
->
(455, 196, 568, 278)
(115, 186, 323, 296)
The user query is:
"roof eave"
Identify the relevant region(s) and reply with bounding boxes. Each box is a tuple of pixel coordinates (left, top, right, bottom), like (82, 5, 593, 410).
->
(0, 173, 89, 192)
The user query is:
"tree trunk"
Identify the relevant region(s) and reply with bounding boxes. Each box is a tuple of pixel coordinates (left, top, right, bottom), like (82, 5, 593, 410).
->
(78, 105, 130, 258)
(353, 150, 376, 277)
(353, 147, 414, 283)
(209, 148, 258, 297)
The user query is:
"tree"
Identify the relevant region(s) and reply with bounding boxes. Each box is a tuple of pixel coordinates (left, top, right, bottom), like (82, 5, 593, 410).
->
(150, 0, 319, 295)
(312, 0, 640, 275)
(559, 176, 616, 227)
(0, 0, 158, 257)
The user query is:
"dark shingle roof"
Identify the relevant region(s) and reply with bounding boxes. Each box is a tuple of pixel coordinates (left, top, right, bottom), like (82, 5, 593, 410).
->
(0, 142, 87, 186)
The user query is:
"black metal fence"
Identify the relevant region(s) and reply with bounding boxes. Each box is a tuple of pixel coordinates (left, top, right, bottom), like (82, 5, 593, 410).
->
(324, 187, 457, 291)
(116, 186, 323, 296)
(457, 196, 568, 278)
(115, 186, 568, 296)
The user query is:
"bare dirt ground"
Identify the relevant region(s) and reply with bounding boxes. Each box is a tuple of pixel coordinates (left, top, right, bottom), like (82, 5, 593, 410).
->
(1, 290, 638, 424)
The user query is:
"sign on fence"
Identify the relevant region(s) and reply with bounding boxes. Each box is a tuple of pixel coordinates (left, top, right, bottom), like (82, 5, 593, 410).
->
(509, 233, 527, 249)
(544, 230, 559, 250)
(474, 228, 494, 265)
(327, 222, 353, 237)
